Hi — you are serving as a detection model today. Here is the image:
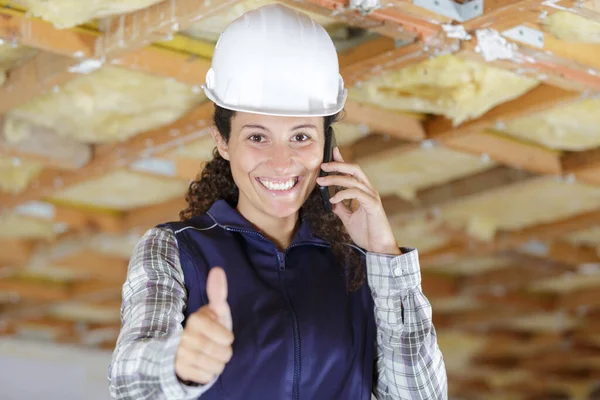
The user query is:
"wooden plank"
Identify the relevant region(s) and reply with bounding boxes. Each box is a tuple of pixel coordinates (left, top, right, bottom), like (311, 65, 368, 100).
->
(97, 0, 245, 58)
(381, 166, 535, 215)
(343, 100, 425, 141)
(442, 130, 563, 175)
(495, 209, 600, 249)
(341, 41, 429, 87)
(0, 6, 96, 56)
(0, 5, 212, 84)
(123, 196, 188, 231)
(302, 0, 441, 39)
(0, 279, 70, 302)
(57, 252, 129, 281)
(337, 35, 397, 69)
(0, 239, 34, 266)
(0, 52, 81, 113)
(562, 148, 600, 186)
(425, 84, 582, 140)
(281, 0, 416, 40)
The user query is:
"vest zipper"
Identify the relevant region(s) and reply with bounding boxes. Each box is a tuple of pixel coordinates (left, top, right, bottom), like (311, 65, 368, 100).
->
(225, 225, 329, 400)
(277, 251, 301, 400)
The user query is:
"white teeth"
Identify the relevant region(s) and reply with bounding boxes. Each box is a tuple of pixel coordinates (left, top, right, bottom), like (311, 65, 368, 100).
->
(259, 178, 297, 191)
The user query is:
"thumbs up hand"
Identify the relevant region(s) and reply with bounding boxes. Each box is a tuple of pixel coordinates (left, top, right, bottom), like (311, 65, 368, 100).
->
(175, 267, 234, 385)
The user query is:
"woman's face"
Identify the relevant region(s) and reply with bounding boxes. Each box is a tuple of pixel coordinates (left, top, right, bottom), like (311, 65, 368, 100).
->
(213, 111, 325, 221)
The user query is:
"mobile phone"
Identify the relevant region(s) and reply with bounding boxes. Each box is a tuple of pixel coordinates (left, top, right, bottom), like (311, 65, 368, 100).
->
(319, 131, 337, 212)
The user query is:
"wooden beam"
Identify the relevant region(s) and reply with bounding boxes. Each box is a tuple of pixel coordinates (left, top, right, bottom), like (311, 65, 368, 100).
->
(562, 147, 600, 186)
(0, 278, 71, 302)
(0, 52, 80, 114)
(56, 251, 129, 282)
(302, 0, 441, 39)
(96, 0, 244, 58)
(340, 41, 429, 87)
(441, 130, 563, 175)
(281, 0, 416, 40)
(0, 239, 34, 266)
(0, 4, 212, 85)
(122, 196, 188, 231)
(425, 84, 582, 140)
(381, 165, 535, 215)
(462, 254, 573, 289)
(343, 100, 426, 141)
(495, 209, 600, 249)
(521, 240, 600, 266)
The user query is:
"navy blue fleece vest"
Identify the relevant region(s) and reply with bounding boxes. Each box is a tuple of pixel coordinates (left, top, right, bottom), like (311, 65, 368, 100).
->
(159, 200, 376, 400)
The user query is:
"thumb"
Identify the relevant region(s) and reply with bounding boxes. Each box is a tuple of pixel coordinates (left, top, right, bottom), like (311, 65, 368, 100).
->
(206, 266, 232, 330)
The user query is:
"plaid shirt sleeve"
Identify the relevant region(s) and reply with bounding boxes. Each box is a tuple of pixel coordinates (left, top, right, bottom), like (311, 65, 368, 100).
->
(108, 227, 216, 400)
(366, 248, 448, 400)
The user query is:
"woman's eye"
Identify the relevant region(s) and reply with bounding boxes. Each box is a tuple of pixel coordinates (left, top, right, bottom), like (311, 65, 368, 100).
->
(292, 133, 309, 142)
(248, 134, 264, 142)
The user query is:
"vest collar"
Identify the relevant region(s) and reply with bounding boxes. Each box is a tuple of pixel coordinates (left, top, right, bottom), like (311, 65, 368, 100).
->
(205, 199, 330, 247)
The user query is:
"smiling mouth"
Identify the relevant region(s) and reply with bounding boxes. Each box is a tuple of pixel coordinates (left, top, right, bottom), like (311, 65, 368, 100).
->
(256, 177, 300, 191)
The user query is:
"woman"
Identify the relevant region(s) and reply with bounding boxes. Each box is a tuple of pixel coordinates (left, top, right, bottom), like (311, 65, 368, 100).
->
(108, 4, 447, 400)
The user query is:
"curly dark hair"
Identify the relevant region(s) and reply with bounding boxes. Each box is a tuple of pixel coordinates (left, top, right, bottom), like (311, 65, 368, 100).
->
(179, 105, 364, 291)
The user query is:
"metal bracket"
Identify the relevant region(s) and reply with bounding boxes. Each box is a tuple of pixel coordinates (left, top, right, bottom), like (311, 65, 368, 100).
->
(348, 0, 381, 15)
(502, 25, 544, 49)
(413, 0, 484, 22)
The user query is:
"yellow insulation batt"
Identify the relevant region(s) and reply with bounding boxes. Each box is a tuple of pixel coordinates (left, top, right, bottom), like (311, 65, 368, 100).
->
(543, 10, 600, 43)
(424, 255, 513, 276)
(389, 212, 452, 252)
(360, 145, 496, 201)
(0, 156, 43, 194)
(4, 66, 205, 144)
(49, 303, 121, 324)
(564, 226, 600, 257)
(499, 98, 600, 151)
(438, 176, 600, 241)
(530, 268, 600, 293)
(505, 312, 579, 333)
(0, 43, 38, 86)
(436, 332, 487, 371)
(15, 0, 164, 28)
(0, 213, 56, 240)
(348, 54, 539, 125)
(48, 169, 189, 211)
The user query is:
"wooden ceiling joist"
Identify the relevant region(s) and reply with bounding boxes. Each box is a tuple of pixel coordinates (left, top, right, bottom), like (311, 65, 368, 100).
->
(0, 3, 212, 85)
(96, 0, 245, 58)
(382, 165, 536, 215)
(302, 0, 442, 39)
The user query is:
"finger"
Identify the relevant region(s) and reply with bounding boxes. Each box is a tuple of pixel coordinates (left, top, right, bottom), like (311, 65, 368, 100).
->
(206, 267, 232, 330)
(178, 346, 229, 375)
(187, 311, 234, 346)
(330, 188, 379, 209)
(176, 361, 217, 385)
(181, 332, 233, 364)
(321, 161, 374, 190)
(316, 174, 376, 198)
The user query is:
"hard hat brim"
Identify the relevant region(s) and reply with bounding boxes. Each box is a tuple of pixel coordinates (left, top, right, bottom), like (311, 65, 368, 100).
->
(202, 85, 347, 118)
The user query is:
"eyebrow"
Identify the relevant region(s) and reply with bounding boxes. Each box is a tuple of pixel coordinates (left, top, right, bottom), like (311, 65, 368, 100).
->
(241, 124, 318, 131)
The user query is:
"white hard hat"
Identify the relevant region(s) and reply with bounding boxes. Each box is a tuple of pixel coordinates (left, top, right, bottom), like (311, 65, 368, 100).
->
(202, 4, 347, 117)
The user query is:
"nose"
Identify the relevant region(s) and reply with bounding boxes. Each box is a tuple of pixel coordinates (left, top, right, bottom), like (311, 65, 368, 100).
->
(267, 142, 293, 174)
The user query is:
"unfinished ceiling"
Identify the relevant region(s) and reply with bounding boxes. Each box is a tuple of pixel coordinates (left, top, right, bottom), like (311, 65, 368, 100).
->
(1, 1, 600, 399)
